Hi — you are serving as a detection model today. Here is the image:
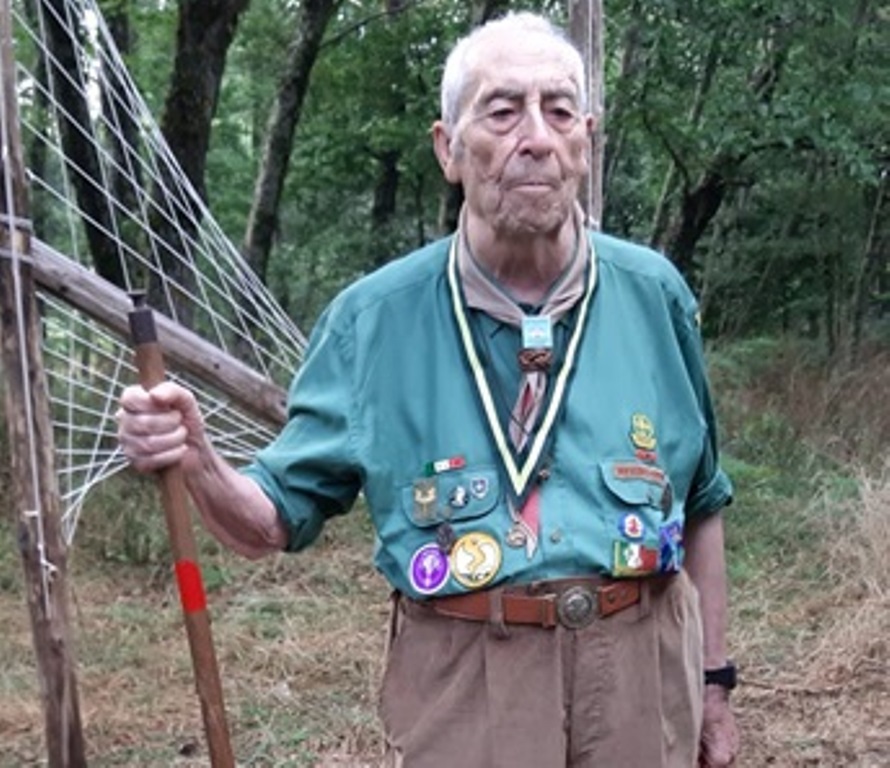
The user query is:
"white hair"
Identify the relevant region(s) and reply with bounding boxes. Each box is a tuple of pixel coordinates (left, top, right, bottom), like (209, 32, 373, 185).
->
(439, 12, 587, 129)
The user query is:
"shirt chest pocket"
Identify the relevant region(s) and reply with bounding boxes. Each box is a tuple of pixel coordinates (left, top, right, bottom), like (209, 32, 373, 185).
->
(599, 460, 685, 575)
(599, 459, 673, 515)
(400, 466, 500, 528)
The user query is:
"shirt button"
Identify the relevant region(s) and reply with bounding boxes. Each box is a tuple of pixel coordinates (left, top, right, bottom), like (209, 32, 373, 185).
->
(549, 528, 563, 544)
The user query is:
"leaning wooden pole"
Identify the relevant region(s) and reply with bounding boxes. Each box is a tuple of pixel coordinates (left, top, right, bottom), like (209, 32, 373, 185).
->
(0, 0, 87, 765)
(569, 0, 605, 229)
(128, 293, 236, 768)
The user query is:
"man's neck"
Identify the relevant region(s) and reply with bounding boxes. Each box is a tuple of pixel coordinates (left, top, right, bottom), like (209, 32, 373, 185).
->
(465, 216, 577, 306)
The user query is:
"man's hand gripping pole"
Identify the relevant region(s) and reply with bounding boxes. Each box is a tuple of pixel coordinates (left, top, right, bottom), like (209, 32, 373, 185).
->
(128, 292, 235, 768)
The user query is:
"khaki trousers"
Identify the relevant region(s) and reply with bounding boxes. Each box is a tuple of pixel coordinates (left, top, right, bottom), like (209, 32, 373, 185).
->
(379, 571, 703, 768)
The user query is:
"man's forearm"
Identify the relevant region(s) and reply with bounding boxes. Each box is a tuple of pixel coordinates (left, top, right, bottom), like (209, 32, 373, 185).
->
(684, 511, 730, 668)
(185, 446, 287, 559)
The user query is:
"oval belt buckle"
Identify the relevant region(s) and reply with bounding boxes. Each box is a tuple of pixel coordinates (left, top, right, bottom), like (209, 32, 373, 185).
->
(556, 585, 597, 629)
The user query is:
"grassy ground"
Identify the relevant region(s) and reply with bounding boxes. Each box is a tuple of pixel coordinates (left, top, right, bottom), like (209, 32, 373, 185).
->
(1, 338, 889, 766)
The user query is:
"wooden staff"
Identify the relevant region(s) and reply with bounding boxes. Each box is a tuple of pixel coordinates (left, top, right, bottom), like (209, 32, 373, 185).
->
(127, 292, 235, 768)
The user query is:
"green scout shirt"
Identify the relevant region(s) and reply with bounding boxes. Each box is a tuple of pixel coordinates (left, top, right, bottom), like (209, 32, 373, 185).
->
(241, 231, 732, 599)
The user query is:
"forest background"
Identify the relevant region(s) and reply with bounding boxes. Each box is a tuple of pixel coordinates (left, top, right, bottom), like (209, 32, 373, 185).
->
(1, 0, 890, 765)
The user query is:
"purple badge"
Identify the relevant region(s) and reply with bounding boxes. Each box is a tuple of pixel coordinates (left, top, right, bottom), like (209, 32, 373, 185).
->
(409, 543, 450, 595)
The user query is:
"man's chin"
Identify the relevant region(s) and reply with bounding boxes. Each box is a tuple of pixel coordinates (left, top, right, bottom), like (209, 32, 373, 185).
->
(493, 202, 572, 238)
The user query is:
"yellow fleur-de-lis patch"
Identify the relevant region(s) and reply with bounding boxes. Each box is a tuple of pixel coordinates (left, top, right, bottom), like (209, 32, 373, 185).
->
(630, 413, 657, 451)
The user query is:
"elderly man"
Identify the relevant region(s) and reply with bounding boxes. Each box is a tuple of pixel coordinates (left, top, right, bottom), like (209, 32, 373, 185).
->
(118, 11, 739, 767)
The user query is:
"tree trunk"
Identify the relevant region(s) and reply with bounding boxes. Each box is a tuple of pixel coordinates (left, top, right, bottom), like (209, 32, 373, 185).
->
(649, 34, 720, 248)
(241, 0, 340, 282)
(660, 163, 732, 277)
(371, 149, 401, 267)
(568, 0, 604, 228)
(368, 0, 409, 267)
(41, 0, 125, 287)
(102, 7, 145, 248)
(657, 26, 787, 279)
(602, 0, 643, 201)
(850, 170, 888, 360)
(470, 0, 510, 25)
(149, 0, 250, 323)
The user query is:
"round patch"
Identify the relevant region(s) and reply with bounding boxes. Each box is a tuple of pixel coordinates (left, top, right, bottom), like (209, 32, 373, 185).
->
(450, 531, 502, 589)
(409, 543, 450, 595)
(619, 512, 645, 541)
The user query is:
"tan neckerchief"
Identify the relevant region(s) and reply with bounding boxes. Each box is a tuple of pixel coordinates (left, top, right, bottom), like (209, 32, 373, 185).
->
(457, 204, 591, 451)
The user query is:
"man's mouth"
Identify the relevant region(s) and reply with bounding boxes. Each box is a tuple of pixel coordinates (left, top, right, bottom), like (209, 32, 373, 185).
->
(507, 179, 558, 191)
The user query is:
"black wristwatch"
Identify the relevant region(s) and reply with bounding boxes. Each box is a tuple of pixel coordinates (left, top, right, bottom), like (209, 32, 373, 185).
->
(704, 662, 737, 691)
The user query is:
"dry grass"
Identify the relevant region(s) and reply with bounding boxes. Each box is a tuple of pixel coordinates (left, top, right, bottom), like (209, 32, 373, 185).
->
(730, 466, 890, 767)
(3, 474, 889, 767)
(0, 515, 391, 767)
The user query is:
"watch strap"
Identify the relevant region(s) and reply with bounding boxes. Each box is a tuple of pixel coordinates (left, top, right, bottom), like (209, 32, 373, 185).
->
(704, 662, 737, 690)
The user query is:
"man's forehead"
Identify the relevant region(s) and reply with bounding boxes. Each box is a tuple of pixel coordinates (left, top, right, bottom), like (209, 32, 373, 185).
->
(476, 79, 580, 103)
(462, 34, 582, 102)
(463, 71, 582, 117)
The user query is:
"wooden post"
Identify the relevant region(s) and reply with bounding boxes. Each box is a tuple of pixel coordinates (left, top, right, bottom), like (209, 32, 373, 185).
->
(0, 0, 87, 764)
(569, 0, 605, 229)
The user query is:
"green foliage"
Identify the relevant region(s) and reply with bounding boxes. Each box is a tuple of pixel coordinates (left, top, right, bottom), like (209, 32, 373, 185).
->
(273, 1, 462, 328)
(75, 474, 177, 566)
(709, 338, 868, 614)
(603, 0, 888, 345)
(115, 0, 178, 117)
(122, 0, 889, 341)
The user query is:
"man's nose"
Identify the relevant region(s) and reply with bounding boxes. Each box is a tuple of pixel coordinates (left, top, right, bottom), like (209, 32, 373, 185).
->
(516, 104, 556, 156)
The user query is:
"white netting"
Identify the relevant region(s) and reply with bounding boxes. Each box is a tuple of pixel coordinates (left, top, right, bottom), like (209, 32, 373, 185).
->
(1, 0, 306, 544)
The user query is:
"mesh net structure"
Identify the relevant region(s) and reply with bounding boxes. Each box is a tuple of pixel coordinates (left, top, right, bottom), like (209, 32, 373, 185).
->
(1, 0, 307, 545)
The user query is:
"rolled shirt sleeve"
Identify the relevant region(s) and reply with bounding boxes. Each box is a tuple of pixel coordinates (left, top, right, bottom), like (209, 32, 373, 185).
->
(240, 302, 363, 552)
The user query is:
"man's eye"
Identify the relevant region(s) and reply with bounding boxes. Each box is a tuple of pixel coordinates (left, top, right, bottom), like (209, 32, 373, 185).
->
(484, 106, 521, 132)
(490, 107, 517, 121)
(547, 107, 578, 127)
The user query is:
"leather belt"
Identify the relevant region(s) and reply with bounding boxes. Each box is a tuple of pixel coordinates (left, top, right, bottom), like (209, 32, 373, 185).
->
(423, 576, 647, 630)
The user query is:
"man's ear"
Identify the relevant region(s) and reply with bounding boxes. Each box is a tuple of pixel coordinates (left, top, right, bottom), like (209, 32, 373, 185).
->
(431, 121, 462, 185)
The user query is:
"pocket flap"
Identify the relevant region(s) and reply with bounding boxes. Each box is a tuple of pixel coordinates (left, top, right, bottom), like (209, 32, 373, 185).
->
(401, 467, 500, 528)
(600, 460, 670, 508)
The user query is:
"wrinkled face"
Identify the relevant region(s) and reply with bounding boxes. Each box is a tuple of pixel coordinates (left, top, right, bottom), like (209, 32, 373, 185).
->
(435, 33, 593, 239)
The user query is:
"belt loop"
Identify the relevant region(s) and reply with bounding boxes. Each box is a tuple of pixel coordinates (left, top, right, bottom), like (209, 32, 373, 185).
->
(540, 594, 558, 628)
(487, 588, 510, 639)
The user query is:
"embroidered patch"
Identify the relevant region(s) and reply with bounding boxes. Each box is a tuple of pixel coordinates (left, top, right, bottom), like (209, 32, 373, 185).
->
(424, 455, 467, 476)
(629, 413, 657, 452)
(412, 478, 438, 522)
(659, 521, 684, 573)
(469, 476, 490, 499)
(450, 531, 502, 589)
(449, 485, 469, 509)
(618, 512, 645, 541)
(613, 462, 666, 485)
(409, 543, 450, 595)
(612, 540, 660, 577)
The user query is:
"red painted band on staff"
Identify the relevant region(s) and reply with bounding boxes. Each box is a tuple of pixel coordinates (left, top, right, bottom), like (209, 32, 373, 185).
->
(175, 560, 207, 613)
